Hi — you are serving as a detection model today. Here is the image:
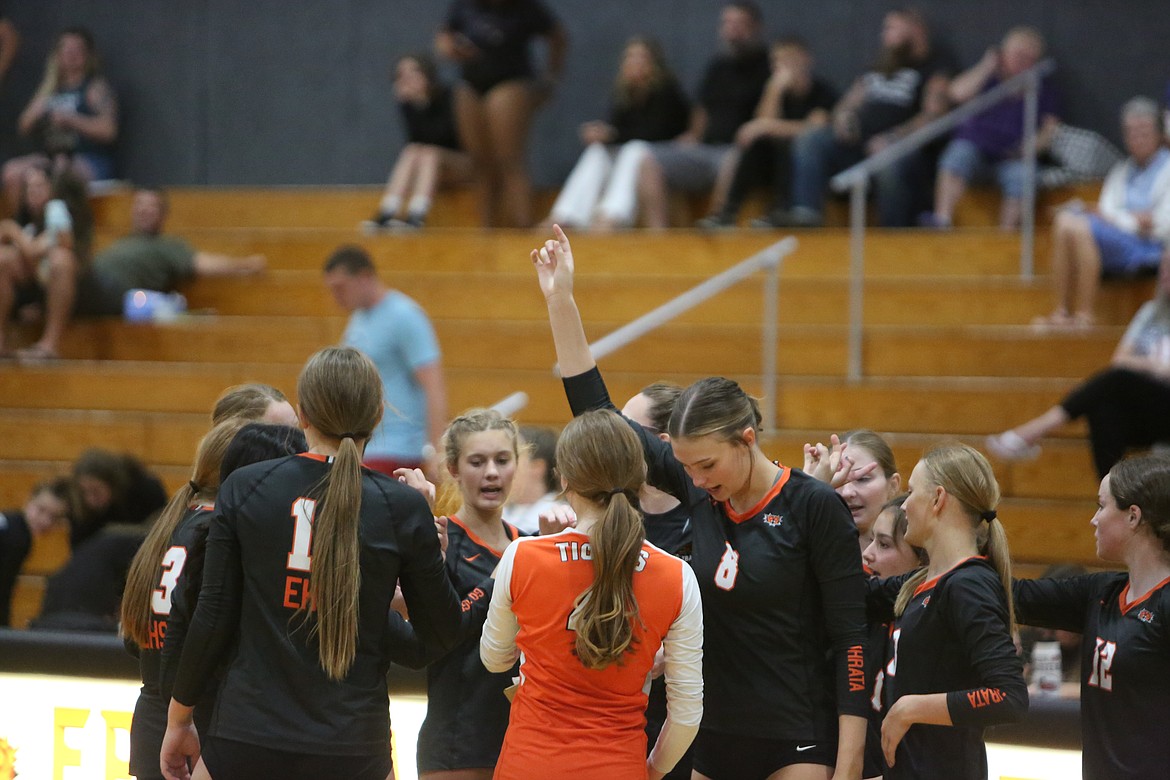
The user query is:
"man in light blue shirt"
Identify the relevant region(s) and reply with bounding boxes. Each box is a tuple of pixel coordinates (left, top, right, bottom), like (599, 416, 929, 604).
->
(323, 245, 446, 476)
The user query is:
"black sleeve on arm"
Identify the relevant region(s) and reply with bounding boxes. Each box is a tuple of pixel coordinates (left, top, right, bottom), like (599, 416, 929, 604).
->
(385, 576, 496, 670)
(944, 569, 1028, 728)
(170, 509, 242, 707)
(395, 491, 461, 652)
(562, 367, 695, 503)
(1012, 574, 1098, 633)
(806, 484, 870, 718)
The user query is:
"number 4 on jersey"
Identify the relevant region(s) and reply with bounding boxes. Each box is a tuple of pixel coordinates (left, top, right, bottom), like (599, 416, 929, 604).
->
(714, 542, 740, 591)
(287, 497, 317, 572)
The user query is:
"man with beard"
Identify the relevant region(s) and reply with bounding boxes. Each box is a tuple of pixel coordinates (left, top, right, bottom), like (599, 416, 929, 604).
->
(631, 2, 771, 229)
(786, 7, 951, 227)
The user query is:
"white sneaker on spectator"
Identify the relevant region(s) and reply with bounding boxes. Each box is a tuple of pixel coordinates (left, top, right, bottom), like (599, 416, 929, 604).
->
(986, 431, 1041, 461)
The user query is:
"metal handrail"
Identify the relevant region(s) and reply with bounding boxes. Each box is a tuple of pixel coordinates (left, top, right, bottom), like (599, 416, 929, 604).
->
(490, 391, 529, 417)
(562, 237, 798, 431)
(829, 59, 1055, 382)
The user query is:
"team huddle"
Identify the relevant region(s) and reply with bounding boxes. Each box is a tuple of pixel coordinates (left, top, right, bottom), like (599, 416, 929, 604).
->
(121, 227, 1170, 780)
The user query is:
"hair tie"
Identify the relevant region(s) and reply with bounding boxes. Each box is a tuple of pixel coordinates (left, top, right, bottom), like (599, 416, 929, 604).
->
(339, 432, 359, 440)
(980, 510, 997, 523)
(188, 480, 200, 494)
(607, 487, 626, 498)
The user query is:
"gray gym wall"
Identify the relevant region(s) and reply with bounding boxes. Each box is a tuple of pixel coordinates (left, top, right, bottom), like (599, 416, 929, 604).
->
(1, 0, 1166, 187)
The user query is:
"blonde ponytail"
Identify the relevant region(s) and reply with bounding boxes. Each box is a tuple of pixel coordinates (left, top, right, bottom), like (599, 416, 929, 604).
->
(309, 434, 365, 680)
(573, 489, 645, 669)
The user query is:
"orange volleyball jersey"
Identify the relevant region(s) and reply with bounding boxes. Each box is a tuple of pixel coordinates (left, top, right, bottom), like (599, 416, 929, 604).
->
(495, 530, 688, 780)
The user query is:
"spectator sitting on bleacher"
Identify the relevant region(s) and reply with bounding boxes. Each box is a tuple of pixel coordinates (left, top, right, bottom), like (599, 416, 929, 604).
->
(785, 8, 950, 227)
(988, 250, 1170, 477)
(0, 477, 73, 627)
(543, 36, 690, 230)
(920, 26, 1058, 230)
(1034, 97, 1170, 328)
(697, 36, 836, 229)
(0, 164, 91, 361)
(3, 27, 117, 208)
(363, 54, 471, 232)
(635, 2, 771, 229)
(73, 188, 265, 319)
(69, 448, 167, 548)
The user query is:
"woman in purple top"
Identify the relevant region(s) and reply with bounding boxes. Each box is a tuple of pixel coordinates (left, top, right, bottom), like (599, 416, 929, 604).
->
(922, 27, 1058, 229)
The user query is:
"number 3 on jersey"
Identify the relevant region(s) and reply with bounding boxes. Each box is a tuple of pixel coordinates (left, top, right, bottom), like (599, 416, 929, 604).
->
(287, 497, 317, 572)
(714, 542, 740, 591)
(152, 546, 188, 615)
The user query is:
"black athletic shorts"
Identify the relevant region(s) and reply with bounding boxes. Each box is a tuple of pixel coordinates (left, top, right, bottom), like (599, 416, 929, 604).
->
(201, 736, 391, 780)
(691, 728, 836, 780)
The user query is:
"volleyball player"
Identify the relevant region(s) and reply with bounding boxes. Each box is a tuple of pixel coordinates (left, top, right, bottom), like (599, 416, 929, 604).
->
(858, 497, 925, 780)
(407, 408, 522, 780)
(1013, 453, 1170, 780)
(532, 226, 869, 780)
(160, 347, 461, 780)
(867, 443, 1027, 779)
(480, 409, 703, 779)
(804, 430, 902, 553)
(121, 382, 300, 779)
(120, 417, 246, 780)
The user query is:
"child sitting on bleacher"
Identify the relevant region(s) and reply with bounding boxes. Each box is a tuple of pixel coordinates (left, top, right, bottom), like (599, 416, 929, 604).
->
(0, 477, 73, 627)
(363, 54, 471, 231)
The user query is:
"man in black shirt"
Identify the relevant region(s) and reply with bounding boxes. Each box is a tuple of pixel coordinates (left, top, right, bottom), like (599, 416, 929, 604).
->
(637, 2, 771, 228)
(788, 8, 950, 227)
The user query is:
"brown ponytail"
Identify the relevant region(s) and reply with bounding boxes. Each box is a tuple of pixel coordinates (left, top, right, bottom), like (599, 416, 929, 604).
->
(893, 443, 1014, 630)
(556, 411, 647, 670)
(120, 417, 247, 647)
(295, 347, 384, 680)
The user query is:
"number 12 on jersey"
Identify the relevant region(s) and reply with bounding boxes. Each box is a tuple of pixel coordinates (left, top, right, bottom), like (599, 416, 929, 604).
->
(288, 497, 317, 572)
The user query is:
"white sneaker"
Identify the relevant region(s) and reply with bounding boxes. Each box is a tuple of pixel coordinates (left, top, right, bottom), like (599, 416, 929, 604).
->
(986, 431, 1042, 461)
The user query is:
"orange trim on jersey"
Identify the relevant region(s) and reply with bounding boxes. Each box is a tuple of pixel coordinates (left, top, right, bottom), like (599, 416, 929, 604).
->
(724, 467, 791, 524)
(448, 514, 511, 558)
(911, 555, 988, 599)
(189, 503, 215, 512)
(298, 452, 329, 463)
(1119, 574, 1170, 614)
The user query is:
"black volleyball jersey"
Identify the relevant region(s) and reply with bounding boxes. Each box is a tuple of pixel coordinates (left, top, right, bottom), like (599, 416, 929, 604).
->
(416, 515, 520, 771)
(170, 453, 461, 755)
(564, 367, 869, 740)
(1014, 572, 1170, 780)
(158, 506, 216, 701)
(870, 557, 1027, 780)
(128, 504, 212, 779)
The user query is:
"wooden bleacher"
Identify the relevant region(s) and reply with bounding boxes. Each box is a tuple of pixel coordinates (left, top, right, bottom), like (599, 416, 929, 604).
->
(1, 184, 1142, 627)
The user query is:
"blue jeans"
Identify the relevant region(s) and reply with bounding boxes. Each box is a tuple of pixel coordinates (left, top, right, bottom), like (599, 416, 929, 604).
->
(790, 125, 926, 227)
